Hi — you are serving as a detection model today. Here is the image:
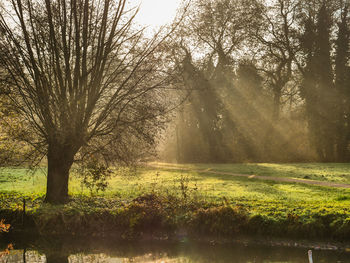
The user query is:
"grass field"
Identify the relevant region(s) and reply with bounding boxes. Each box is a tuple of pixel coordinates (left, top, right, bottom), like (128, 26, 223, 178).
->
(1, 163, 350, 216)
(153, 162, 350, 183)
(2, 163, 350, 239)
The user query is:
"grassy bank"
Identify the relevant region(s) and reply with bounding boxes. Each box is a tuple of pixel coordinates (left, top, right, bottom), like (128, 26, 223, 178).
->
(1, 163, 350, 240)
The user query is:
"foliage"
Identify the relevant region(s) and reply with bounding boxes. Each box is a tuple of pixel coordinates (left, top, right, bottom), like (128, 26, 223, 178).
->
(1, 190, 350, 240)
(161, 0, 318, 163)
(190, 204, 248, 236)
(77, 158, 113, 195)
(0, 219, 12, 259)
(0, 96, 39, 166)
(0, 219, 10, 233)
(299, 3, 337, 162)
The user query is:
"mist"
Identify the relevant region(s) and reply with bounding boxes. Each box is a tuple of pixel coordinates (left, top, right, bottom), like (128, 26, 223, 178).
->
(158, 0, 349, 164)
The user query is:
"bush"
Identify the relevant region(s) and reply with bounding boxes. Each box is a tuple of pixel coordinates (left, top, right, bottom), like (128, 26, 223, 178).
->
(115, 193, 177, 236)
(1, 191, 350, 241)
(190, 205, 248, 236)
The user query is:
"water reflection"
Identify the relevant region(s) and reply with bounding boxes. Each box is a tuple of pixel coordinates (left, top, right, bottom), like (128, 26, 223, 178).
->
(0, 242, 349, 263)
(3, 251, 188, 263)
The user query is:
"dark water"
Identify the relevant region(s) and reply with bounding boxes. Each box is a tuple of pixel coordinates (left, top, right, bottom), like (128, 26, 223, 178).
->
(1, 238, 350, 263)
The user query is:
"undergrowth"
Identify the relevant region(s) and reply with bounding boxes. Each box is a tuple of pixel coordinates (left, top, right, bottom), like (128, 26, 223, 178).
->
(1, 167, 350, 240)
(1, 190, 350, 240)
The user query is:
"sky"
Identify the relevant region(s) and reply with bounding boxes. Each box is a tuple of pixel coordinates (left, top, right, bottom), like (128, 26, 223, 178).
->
(134, 0, 182, 29)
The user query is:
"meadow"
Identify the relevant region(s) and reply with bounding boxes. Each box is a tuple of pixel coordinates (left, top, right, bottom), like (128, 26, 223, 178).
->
(1, 163, 350, 240)
(1, 163, 350, 214)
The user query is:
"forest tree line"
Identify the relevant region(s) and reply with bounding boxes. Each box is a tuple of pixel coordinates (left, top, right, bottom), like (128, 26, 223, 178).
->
(161, 0, 350, 163)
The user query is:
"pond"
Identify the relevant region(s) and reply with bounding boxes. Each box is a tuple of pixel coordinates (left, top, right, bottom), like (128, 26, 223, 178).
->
(0, 238, 349, 263)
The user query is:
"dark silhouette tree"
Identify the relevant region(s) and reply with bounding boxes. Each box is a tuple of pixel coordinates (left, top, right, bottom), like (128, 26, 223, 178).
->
(171, 0, 263, 162)
(300, 3, 336, 161)
(334, 4, 350, 161)
(230, 61, 266, 161)
(254, 0, 298, 120)
(315, 4, 336, 161)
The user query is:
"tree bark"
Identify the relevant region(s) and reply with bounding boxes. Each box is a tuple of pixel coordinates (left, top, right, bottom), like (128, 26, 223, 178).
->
(45, 143, 75, 204)
(272, 87, 282, 120)
(336, 128, 347, 162)
(335, 104, 348, 161)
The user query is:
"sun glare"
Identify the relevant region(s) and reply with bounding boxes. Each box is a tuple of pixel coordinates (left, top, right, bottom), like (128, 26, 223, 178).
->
(135, 0, 181, 28)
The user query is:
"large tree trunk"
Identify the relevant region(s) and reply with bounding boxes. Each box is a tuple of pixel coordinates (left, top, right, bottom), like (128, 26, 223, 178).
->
(272, 87, 282, 120)
(336, 127, 347, 162)
(45, 143, 75, 204)
(335, 104, 349, 161)
(262, 86, 282, 161)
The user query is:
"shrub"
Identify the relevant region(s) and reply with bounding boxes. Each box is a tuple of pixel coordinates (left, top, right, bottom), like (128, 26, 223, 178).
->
(190, 205, 248, 236)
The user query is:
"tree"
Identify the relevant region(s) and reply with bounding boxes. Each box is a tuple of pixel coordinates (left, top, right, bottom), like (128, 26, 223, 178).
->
(251, 0, 303, 159)
(0, 0, 175, 203)
(0, 44, 37, 166)
(231, 61, 266, 161)
(314, 4, 336, 161)
(300, 3, 337, 161)
(170, 0, 263, 162)
(334, 4, 350, 161)
(180, 49, 230, 162)
(254, 0, 299, 120)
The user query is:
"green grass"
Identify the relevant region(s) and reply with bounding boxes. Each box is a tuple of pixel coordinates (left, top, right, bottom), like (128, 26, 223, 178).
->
(0, 167, 47, 194)
(1, 163, 350, 217)
(2, 163, 350, 239)
(153, 162, 350, 183)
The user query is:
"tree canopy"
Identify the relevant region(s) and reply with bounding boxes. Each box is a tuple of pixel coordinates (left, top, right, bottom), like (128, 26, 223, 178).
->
(0, 0, 178, 203)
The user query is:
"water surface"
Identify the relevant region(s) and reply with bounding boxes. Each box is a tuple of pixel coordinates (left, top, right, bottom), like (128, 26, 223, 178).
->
(1, 239, 349, 262)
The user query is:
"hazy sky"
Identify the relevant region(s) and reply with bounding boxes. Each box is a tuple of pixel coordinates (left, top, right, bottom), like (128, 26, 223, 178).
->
(134, 0, 182, 29)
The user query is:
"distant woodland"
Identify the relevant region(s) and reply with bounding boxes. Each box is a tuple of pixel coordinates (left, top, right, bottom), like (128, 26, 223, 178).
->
(161, 0, 350, 163)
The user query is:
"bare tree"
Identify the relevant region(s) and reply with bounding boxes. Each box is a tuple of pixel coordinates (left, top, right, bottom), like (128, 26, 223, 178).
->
(0, 0, 176, 203)
(254, 0, 300, 120)
(169, 0, 263, 162)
